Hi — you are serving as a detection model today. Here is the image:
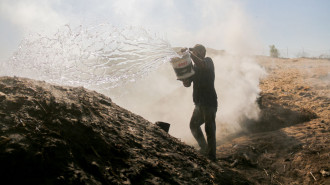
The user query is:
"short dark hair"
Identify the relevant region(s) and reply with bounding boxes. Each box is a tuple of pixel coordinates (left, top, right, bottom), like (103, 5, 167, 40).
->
(190, 44, 206, 58)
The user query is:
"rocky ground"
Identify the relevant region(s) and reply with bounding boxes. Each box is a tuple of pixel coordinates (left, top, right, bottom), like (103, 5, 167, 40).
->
(216, 57, 329, 185)
(0, 76, 249, 185)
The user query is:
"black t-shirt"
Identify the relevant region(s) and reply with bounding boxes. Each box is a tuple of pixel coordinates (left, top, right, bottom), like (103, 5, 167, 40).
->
(191, 57, 218, 107)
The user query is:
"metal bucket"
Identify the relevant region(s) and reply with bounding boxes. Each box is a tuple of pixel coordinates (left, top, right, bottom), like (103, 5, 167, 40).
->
(155, 121, 170, 133)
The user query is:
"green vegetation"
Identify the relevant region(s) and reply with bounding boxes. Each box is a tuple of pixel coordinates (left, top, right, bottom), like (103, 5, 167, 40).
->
(269, 45, 280, 58)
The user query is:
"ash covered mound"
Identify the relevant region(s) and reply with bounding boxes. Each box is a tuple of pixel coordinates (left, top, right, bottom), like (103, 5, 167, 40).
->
(0, 76, 249, 185)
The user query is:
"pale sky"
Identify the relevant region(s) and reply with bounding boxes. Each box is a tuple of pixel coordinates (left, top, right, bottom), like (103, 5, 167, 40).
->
(1, 0, 329, 60)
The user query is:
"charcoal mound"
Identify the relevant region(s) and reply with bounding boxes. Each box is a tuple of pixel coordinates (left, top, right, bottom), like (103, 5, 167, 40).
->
(242, 92, 317, 133)
(0, 76, 249, 185)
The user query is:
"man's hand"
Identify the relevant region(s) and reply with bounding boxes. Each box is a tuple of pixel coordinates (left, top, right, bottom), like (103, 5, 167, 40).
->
(182, 79, 192, 87)
(190, 50, 205, 68)
(181, 48, 188, 53)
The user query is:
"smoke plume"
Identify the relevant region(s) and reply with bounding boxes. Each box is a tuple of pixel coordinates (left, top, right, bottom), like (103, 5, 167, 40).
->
(0, 0, 267, 145)
(111, 1, 267, 144)
(112, 51, 266, 145)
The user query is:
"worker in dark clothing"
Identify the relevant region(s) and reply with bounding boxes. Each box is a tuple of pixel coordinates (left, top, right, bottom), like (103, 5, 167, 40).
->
(181, 44, 218, 162)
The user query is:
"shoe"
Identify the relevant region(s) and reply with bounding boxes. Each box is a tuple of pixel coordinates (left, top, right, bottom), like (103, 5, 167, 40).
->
(208, 155, 217, 162)
(198, 148, 207, 155)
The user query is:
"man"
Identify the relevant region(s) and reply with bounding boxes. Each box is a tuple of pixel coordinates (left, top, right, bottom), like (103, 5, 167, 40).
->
(181, 44, 218, 162)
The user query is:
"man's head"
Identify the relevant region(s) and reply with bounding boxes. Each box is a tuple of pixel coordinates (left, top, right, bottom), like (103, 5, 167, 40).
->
(190, 44, 206, 59)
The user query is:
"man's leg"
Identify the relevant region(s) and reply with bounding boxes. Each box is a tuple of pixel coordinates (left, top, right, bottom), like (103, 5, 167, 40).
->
(190, 106, 207, 152)
(203, 106, 217, 161)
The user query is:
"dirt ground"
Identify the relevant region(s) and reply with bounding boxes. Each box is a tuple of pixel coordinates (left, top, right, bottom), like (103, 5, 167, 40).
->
(0, 76, 250, 185)
(216, 57, 330, 185)
(0, 56, 329, 184)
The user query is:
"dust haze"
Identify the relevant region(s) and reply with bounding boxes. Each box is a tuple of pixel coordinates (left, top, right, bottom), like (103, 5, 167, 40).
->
(108, 2, 266, 144)
(111, 52, 266, 144)
(0, 0, 267, 145)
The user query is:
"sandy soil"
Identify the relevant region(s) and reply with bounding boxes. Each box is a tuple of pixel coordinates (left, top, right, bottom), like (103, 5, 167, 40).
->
(216, 57, 330, 185)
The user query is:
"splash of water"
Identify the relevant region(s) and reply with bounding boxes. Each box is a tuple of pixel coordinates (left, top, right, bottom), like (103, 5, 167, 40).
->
(1, 24, 177, 93)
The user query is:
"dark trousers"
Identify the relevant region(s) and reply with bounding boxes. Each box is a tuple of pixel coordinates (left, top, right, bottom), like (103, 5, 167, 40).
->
(190, 105, 217, 160)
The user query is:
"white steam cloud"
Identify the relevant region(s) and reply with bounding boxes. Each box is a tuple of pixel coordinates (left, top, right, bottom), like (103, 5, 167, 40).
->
(0, 0, 267, 145)
(114, 53, 266, 145)
(110, 1, 267, 144)
(0, 0, 264, 60)
(107, 5, 265, 146)
(0, 0, 67, 60)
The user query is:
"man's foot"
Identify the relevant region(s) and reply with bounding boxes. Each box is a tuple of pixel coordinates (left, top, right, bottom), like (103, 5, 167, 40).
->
(198, 148, 207, 155)
(208, 155, 217, 162)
